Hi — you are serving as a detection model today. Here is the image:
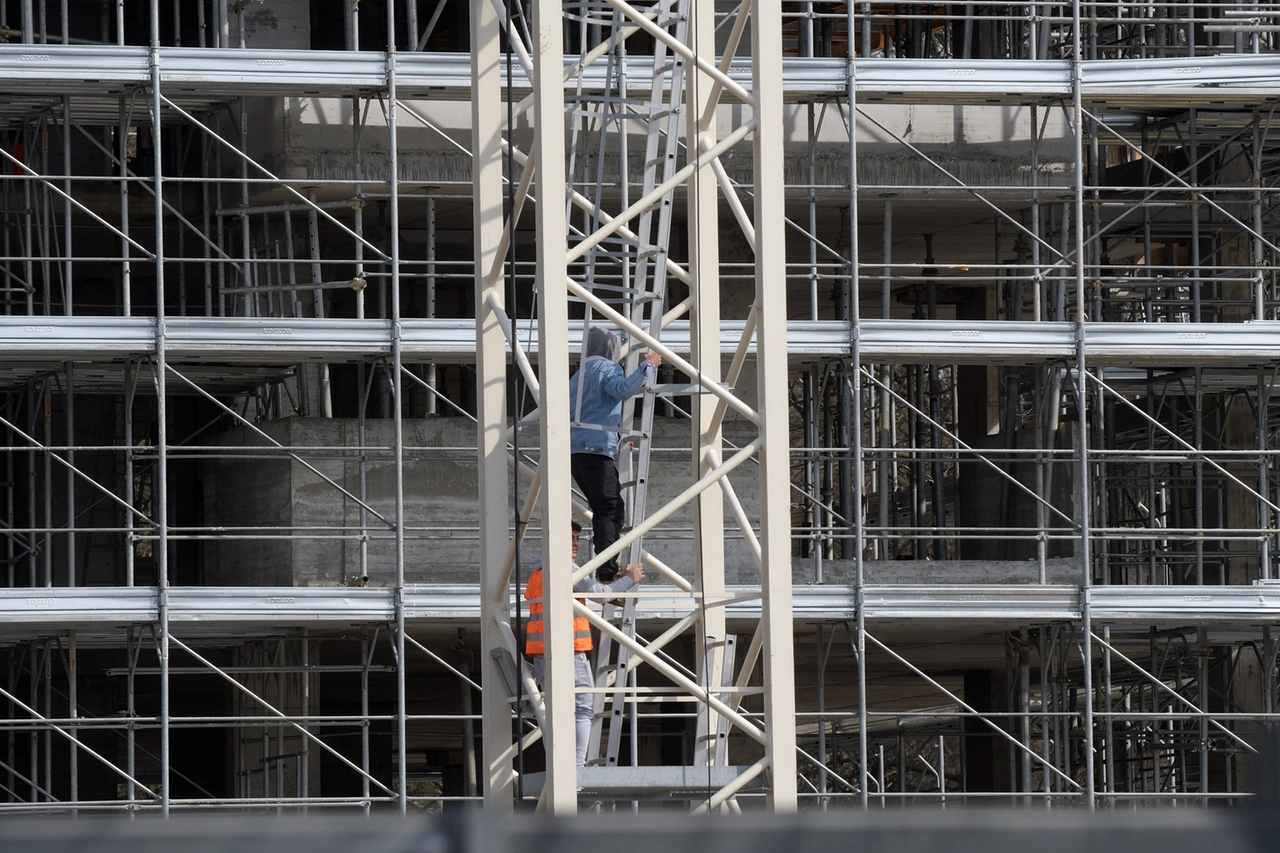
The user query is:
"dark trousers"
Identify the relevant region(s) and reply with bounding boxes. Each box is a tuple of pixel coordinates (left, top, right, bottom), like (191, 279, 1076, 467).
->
(571, 452, 625, 579)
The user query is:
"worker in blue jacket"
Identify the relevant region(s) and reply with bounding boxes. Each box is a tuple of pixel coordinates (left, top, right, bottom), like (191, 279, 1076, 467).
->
(569, 327, 661, 581)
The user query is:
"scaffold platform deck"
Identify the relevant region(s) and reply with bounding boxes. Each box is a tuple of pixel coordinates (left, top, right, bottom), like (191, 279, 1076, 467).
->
(1, 317, 1279, 369)
(0, 47, 1278, 110)
(0, 583, 1275, 640)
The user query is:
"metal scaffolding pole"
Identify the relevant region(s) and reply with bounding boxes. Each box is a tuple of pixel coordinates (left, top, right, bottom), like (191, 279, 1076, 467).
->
(848, 0, 870, 808)
(425, 190, 438, 417)
(147, 0, 171, 814)
(387, 1, 409, 814)
(360, 628, 371, 814)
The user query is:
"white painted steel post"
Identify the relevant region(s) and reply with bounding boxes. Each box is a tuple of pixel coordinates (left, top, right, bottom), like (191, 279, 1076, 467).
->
(472, 0, 516, 812)
(531, 0, 579, 815)
(687, 0, 727, 771)
(752, 0, 799, 811)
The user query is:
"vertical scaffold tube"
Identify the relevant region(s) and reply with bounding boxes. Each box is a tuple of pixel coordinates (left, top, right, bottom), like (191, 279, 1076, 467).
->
(386, 4, 409, 814)
(149, 0, 171, 815)
(1072, 0, 1096, 808)
(848, 0, 869, 807)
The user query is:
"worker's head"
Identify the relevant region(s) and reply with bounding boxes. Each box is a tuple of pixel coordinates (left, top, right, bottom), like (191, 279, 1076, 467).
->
(532, 520, 584, 573)
(583, 326, 621, 363)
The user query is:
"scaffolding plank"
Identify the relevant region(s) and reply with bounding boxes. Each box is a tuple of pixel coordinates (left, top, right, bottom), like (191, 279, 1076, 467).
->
(162, 47, 386, 93)
(165, 316, 394, 362)
(168, 586, 395, 623)
(858, 319, 1073, 364)
(0, 44, 148, 84)
(1084, 53, 1280, 92)
(0, 583, 1276, 630)
(1085, 321, 1280, 365)
(0, 48, 1275, 109)
(1089, 585, 1280, 625)
(0, 317, 154, 358)
(0, 317, 1276, 367)
(853, 58, 1071, 98)
(0, 586, 394, 627)
(857, 584, 1080, 621)
(0, 587, 156, 625)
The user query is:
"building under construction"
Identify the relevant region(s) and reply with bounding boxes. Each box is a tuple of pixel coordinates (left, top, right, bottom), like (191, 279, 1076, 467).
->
(0, 0, 1277, 814)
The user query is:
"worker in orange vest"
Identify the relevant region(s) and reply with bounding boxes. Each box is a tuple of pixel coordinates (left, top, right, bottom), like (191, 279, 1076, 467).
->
(525, 520, 644, 766)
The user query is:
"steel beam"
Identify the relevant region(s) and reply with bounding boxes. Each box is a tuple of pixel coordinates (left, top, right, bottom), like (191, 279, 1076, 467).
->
(752, 0, 798, 812)
(688, 0, 729, 776)
(471, 0, 515, 812)
(530, 0, 577, 814)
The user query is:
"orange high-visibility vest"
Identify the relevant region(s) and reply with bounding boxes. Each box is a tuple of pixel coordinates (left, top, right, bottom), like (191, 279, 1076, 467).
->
(524, 567, 592, 655)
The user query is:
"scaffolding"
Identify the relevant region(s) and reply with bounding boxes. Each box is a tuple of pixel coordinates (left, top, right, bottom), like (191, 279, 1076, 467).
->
(0, 0, 1276, 814)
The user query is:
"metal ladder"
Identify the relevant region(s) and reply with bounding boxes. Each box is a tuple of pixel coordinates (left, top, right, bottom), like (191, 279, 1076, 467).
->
(579, 0, 691, 769)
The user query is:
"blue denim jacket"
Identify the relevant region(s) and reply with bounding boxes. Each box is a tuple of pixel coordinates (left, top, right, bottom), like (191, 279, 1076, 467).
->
(569, 328, 654, 458)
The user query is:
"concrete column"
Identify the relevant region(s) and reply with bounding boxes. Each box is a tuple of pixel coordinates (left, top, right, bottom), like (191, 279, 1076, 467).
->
(1219, 395, 1260, 586)
(962, 668, 1011, 798)
(1230, 644, 1268, 795)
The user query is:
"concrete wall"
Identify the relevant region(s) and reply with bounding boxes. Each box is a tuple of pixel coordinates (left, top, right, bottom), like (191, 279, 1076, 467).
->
(956, 424, 1078, 563)
(202, 419, 295, 585)
(201, 417, 486, 586)
(243, 0, 311, 49)
(200, 414, 769, 586)
(245, 93, 1073, 188)
(200, 414, 1084, 587)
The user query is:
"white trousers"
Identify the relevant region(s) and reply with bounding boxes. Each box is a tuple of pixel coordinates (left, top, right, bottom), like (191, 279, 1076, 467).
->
(531, 651, 595, 767)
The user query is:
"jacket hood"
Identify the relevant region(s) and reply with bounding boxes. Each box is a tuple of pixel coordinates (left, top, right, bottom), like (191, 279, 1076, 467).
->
(583, 326, 621, 362)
